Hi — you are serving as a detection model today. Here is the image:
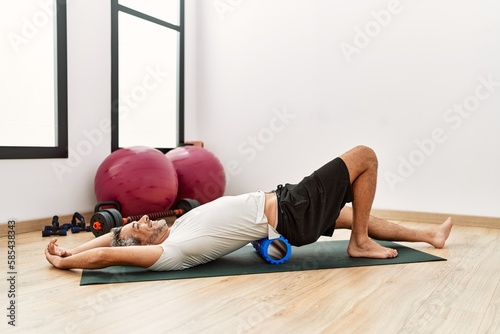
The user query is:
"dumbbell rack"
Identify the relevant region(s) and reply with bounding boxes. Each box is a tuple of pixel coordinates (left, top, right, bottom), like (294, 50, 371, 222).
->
(42, 212, 91, 237)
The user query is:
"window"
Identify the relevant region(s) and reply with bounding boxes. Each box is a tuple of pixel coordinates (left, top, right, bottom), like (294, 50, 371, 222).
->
(0, 0, 68, 159)
(111, 0, 184, 152)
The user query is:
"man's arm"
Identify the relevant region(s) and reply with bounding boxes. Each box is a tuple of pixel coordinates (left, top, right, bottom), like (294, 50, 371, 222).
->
(46, 233, 113, 257)
(45, 245, 163, 270)
(70, 233, 114, 254)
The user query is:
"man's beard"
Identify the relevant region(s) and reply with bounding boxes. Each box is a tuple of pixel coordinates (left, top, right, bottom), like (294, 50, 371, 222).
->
(146, 220, 166, 244)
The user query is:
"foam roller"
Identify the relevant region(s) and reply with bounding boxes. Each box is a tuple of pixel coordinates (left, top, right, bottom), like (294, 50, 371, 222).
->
(251, 236, 292, 264)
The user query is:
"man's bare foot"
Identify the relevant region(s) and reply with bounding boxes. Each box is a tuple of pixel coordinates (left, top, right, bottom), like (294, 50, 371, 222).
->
(429, 217, 453, 249)
(347, 238, 398, 259)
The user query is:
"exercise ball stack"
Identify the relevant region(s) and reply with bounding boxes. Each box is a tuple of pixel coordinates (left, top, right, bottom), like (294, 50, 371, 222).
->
(166, 146, 226, 205)
(94, 146, 178, 217)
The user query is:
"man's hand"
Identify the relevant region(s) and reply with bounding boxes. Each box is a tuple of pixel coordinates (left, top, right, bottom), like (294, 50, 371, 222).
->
(46, 238, 71, 257)
(45, 238, 72, 269)
(45, 246, 64, 269)
(45, 241, 164, 270)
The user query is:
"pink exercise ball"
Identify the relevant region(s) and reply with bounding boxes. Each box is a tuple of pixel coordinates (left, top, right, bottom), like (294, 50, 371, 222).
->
(94, 146, 178, 217)
(166, 146, 226, 205)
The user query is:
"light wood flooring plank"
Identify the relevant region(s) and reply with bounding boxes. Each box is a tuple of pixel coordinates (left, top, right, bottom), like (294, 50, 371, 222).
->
(477, 276, 500, 333)
(399, 227, 500, 334)
(1, 221, 499, 333)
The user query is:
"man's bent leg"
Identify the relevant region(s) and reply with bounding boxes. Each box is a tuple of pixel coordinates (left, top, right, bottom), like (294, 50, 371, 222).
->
(339, 146, 398, 258)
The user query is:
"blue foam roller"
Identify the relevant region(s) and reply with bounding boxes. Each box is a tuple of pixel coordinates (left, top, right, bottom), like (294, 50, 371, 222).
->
(251, 236, 292, 265)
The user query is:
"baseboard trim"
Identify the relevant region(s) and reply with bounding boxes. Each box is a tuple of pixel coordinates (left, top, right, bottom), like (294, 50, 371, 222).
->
(0, 212, 94, 238)
(370, 209, 500, 229)
(1, 209, 499, 238)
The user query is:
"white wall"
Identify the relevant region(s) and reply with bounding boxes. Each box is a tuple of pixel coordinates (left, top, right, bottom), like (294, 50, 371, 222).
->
(1, 0, 498, 223)
(0, 0, 114, 223)
(195, 0, 500, 218)
(0, 0, 111, 222)
(0, 0, 199, 223)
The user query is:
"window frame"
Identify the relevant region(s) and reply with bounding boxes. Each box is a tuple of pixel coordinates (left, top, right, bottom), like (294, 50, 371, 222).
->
(110, 0, 185, 153)
(0, 0, 68, 160)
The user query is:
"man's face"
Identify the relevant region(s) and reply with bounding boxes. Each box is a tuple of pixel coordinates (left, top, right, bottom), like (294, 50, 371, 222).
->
(119, 215, 168, 245)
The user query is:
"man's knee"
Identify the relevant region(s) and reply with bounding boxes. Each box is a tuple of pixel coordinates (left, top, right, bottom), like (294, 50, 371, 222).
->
(340, 145, 379, 182)
(352, 145, 378, 169)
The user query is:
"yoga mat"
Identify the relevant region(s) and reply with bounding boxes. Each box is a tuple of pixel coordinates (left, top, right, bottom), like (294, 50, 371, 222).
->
(80, 240, 445, 285)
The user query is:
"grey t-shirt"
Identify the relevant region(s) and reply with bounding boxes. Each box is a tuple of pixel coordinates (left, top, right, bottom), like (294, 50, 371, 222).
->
(149, 191, 269, 271)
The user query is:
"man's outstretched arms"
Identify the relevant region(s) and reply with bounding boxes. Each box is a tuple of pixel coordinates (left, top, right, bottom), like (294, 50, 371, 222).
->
(46, 233, 113, 258)
(45, 236, 163, 270)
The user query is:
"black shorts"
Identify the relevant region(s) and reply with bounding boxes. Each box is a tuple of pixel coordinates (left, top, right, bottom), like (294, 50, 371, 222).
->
(275, 157, 353, 246)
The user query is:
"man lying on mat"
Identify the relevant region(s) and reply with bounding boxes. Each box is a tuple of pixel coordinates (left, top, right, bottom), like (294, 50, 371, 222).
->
(45, 145, 453, 271)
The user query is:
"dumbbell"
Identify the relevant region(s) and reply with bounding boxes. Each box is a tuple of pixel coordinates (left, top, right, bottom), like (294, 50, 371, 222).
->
(90, 199, 200, 237)
(42, 216, 67, 237)
(69, 212, 91, 233)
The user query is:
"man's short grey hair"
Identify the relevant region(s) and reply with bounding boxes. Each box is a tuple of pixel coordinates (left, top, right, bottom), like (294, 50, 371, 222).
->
(110, 226, 141, 247)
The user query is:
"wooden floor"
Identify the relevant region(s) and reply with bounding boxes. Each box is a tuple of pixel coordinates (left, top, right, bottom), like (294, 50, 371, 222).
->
(1, 221, 499, 334)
